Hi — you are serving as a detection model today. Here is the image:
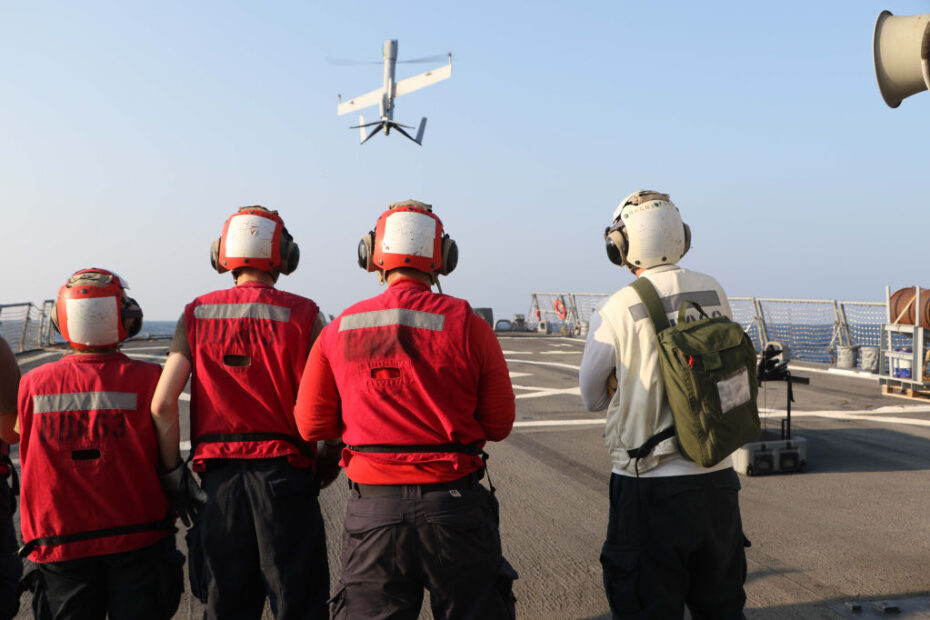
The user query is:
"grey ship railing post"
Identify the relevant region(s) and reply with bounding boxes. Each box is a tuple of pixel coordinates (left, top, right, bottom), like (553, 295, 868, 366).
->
(879, 286, 890, 380)
(753, 297, 769, 349)
(45, 300, 55, 346)
(833, 300, 851, 347)
(911, 284, 924, 384)
(568, 294, 580, 334)
(529, 293, 540, 329)
(38, 301, 51, 348)
(18, 307, 31, 353)
(841, 301, 852, 346)
(38, 304, 48, 348)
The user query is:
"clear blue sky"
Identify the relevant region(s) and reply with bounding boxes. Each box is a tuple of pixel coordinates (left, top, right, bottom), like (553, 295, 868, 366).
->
(2, 1, 928, 321)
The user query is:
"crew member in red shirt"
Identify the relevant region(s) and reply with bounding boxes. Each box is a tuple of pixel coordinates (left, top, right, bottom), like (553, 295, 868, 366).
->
(295, 199, 518, 619)
(151, 206, 332, 620)
(0, 336, 23, 619)
(14, 269, 182, 620)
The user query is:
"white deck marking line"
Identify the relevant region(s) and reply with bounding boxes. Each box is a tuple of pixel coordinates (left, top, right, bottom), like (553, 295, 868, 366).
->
(122, 345, 172, 352)
(786, 364, 880, 381)
(514, 418, 604, 428)
(497, 336, 583, 344)
(180, 393, 190, 401)
(16, 351, 60, 364)
(502, 351, 579, 356)
(759, 406, 930, 428)
(510, 406, 930, 430)
(515, 387, 581, 399)
(509, 372, 531, 378)
(180, 441, 192, 451)
(124, 353, 167, 362)
(505, 358, 580, 371)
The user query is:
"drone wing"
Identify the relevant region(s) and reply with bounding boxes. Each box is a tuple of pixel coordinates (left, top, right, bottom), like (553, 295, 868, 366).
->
(337, 87, 383, 116)
(394, 62, 452, 99)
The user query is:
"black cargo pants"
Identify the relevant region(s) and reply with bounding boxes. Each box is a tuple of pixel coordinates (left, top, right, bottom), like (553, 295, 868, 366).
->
(331, 478, 517, 620)
(601, 468, 748, 620)
(26, 535, 183, 620)
(188, 458, 329, 620)
(0, 479, 20, 620)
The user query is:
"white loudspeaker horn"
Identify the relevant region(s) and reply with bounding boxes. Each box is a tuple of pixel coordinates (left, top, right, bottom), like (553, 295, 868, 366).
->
(873, 10, 930, 108)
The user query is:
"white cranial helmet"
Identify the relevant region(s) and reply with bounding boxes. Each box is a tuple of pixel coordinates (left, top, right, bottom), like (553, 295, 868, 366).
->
(607, 190, 690, 269)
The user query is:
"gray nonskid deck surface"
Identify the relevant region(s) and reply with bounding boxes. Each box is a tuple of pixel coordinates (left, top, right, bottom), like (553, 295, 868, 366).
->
(12, 337, 930, 619)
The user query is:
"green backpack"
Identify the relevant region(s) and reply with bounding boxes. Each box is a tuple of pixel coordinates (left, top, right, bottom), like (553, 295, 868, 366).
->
(629, 277, 761, 468)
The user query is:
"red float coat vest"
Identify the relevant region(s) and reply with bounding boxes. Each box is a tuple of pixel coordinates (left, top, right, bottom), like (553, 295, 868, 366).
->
(322, 280, 487, 474)
(185, 282, 319, 470)
(18, 352, 170, 563)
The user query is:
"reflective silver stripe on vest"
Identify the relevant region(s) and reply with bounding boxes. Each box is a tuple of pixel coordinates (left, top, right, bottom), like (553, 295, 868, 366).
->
(33, 392, 137, 414)
(628, 290, 722, 321)
(339, 309, 446, 332)
(193, 303, 291, 322)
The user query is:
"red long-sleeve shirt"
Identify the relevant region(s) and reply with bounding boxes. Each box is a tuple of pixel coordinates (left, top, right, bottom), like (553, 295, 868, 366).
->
(294, 278, 515, 484)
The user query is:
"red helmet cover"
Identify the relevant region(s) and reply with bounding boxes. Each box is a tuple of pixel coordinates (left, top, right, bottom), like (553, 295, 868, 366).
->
(371, 205, 444, 273)
(55, 269, 131, 350)
(217, 208, 286, 274)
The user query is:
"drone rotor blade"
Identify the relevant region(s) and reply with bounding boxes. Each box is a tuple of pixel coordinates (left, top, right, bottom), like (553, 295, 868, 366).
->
(397, 53, 449, 64)
(360, 123, 384, 145)
(393, 125, 422, 146)
(350, 120, 386, 129)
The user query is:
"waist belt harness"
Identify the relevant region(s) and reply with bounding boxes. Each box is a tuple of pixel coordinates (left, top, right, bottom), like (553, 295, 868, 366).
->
(346, 443, 483, 456)
(345, 443, 495, 494)
(18, 515, 173, 558)
(194, 432, 314, 458)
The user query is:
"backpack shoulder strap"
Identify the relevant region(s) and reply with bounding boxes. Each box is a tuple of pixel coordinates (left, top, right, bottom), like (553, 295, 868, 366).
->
(630, 277, 671, 333)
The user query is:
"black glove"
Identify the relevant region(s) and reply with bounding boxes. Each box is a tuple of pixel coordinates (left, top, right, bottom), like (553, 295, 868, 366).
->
(159, 460, 207, 527)
(316, 441, 343, 490)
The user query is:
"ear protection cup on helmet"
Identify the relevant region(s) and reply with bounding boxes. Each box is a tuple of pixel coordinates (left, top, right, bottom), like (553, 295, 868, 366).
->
(437, 234, 458, 275)
(357, 231, 375, 271)
(277, 227, 300, 275)
(681, 223, 691, 259)
(605, 227, 628, 266)
(121, 295, 143, 339)
(50, 301, 62, 336)
(210, 238, 225, 274)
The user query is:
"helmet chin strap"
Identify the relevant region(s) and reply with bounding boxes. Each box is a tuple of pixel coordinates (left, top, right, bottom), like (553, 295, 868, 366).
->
(431, 273, 442, 294)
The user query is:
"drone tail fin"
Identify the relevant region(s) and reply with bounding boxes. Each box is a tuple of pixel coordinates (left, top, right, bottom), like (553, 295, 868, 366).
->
(414, 117, 427, 145)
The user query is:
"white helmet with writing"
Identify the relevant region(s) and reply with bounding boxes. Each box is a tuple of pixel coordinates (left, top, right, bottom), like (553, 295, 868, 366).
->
(604, 190, 690, 269)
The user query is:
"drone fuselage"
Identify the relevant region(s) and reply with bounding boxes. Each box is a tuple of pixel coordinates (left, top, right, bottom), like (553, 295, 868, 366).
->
(337, 39, 451, 145)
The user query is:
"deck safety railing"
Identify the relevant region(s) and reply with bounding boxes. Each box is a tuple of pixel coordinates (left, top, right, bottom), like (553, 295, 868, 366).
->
(527, 292, 885, 364)
(0, 301, 56, 353)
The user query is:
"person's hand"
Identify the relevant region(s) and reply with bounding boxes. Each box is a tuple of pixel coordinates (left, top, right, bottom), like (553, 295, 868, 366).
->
(607, 373, 618, 399)
(316, 441, 344, 489)
(159, 460, 207, 527)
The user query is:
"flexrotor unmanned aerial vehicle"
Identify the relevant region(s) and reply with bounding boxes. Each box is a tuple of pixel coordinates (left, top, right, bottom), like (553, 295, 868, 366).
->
(336, 39, 452, 145)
